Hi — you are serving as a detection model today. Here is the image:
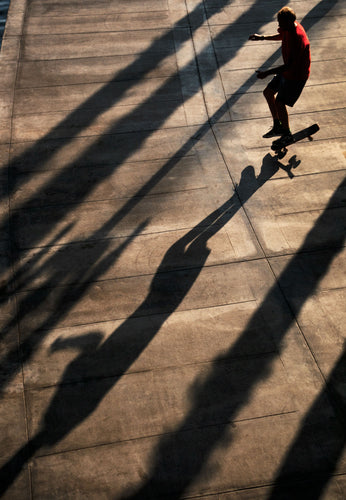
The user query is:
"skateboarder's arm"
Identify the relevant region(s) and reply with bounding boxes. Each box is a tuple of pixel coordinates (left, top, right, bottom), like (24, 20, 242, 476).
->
(249, 31, 286, 78)
(249, 33, 282, 41)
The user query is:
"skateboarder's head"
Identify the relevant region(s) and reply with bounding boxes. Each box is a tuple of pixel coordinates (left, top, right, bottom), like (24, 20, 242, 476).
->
(277, 6, 296, 30)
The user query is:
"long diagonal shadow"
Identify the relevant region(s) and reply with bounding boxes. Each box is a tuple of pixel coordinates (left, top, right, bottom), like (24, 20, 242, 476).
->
(269, 344, 346, 499)
(120, 182, 345, 500)
(0, 155, 279, 495)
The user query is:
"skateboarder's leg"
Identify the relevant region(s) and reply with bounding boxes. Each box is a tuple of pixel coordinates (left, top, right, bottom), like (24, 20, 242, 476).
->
(262, 76, 288, 138)
(275, 98, 290, 134)
(264, 86, 279, 122)
(262, 83, 284, 137)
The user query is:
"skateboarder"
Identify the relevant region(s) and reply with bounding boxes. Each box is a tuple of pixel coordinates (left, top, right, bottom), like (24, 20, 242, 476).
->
(249, 6, 311, 138)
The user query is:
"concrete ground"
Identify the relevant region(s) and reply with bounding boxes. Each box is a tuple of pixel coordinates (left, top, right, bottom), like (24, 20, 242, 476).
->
(0, 0, 345, 498)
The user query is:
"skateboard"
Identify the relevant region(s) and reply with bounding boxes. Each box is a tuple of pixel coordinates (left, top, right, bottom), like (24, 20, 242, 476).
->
(271, 123, 320, 159)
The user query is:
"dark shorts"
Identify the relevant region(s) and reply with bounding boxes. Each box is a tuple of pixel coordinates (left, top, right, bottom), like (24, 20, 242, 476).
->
(267, 75, 307, 107)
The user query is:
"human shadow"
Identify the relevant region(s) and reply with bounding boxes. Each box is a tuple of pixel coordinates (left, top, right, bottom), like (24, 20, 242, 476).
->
(120, 177, 346, 499)
(0, 155, 280, 495)
(269, 343, 346, 499)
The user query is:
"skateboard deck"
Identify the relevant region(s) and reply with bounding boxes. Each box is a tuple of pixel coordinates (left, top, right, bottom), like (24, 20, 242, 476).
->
(271, 123, 320, 158)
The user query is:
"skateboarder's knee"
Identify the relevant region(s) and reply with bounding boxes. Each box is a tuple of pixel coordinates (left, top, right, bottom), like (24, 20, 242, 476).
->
(275, 97, 286, 111)
(263, 87, 274, 101)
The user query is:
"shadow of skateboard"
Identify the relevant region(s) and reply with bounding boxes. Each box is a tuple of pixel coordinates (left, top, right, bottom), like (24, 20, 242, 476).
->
(271, 123, 320, 159)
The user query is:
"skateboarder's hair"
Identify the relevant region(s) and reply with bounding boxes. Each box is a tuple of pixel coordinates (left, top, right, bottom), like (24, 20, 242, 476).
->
(277, 6, 296, 23)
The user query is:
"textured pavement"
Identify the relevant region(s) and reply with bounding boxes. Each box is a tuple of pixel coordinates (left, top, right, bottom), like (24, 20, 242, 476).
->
(0, 0, 345, 498)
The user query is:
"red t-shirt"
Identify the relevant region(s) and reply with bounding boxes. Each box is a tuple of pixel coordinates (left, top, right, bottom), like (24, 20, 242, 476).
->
(278, 23, 311, 80)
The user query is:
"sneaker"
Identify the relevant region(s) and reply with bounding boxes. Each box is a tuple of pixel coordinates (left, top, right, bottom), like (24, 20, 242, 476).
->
(263, 124, 285, 138)
(279, 129, 293, 142)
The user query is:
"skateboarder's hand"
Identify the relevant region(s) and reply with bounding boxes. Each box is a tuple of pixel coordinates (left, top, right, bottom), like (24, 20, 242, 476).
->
(256, 70, 269, 79)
